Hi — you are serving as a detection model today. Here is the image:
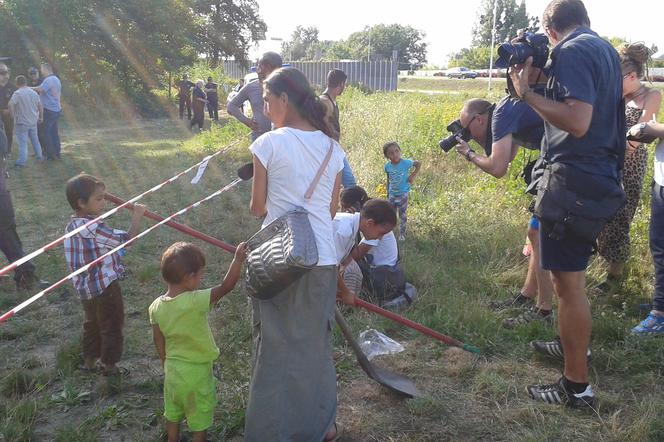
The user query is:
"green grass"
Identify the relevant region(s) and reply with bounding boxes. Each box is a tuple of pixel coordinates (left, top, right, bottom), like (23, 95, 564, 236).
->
(0, 83, 662, 441)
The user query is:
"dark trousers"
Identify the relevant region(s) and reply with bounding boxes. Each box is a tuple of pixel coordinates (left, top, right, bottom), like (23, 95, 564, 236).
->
(0, 165, 35, 282)
(190, 104, 205, 130)
(651, 182, 664, 312)
(81, 281, 124, 365)
(42, 108, 61, 159)
(179, 94, 192, 120)
(1, 112, 13, 153)
(207, 99, 218, 121)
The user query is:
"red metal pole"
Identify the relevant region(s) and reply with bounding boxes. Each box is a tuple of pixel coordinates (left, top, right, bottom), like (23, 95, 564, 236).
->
(106, 192, 479, 354)
(104, 193, 236, 254)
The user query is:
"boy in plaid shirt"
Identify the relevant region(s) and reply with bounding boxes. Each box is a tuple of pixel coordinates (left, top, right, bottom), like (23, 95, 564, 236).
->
(64, 173, 145, 376)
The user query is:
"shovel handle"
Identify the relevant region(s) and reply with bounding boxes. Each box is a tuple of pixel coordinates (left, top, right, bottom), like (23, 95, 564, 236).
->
(354, 298, 480, 354)
(104, 192, 237, 254)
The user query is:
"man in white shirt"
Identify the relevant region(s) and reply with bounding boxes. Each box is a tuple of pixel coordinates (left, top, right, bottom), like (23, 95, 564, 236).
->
(9, 75, 43, 167)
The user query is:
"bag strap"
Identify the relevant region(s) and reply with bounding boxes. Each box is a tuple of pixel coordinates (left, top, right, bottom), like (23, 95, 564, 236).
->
(305, 139, 334, 200)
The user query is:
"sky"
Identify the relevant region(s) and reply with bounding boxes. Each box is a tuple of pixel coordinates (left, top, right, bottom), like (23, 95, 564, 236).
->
(250, 0, 664, 67)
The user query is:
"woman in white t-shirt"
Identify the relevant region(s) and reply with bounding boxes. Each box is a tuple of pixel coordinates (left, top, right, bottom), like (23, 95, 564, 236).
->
(246, 67, 345, 442)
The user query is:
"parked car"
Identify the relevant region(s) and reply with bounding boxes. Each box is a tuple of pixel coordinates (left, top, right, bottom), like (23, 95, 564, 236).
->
(446, 67, 478, 79)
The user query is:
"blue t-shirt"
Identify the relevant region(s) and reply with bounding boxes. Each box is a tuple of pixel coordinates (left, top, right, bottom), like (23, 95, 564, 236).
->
(40, 74, 62, 112)
(542, 27, 624, 178)
(385, 158, 414, 197)
(491, 95, 544, 153)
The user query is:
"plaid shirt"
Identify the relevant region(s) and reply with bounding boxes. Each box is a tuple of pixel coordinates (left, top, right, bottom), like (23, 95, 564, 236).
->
(63, 216, 129, 300)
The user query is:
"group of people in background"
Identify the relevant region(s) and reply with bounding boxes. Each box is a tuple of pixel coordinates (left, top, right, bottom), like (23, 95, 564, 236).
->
(0, 62, 62, 165)
(175, 73, 219, 131)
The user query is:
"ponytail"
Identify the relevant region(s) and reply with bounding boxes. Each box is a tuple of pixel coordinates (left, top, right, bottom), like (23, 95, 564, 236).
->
(264, 67, 334, 138)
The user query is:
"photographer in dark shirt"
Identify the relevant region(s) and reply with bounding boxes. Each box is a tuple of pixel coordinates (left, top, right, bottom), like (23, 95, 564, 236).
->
(453, 86, 554, 329)
(509, 0, 624, 408)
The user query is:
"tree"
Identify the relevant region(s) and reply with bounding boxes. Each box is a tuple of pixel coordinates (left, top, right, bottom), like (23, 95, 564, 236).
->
(344, 24, 427, 68)
(192, 0, 266, 65)
(448, 47, 492, 69)
(472, 0, 538, 47)
(281, 26, 321, 61)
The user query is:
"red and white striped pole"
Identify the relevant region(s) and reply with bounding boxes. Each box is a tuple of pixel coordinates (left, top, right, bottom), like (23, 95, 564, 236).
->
(0, 141, 240, 278)
(0, 177, 245, 323)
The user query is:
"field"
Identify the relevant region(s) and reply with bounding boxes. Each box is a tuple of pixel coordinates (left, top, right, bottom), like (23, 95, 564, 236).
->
(1, 80, 664, 441)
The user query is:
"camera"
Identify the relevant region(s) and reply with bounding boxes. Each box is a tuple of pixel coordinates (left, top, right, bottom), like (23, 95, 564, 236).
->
(496, 32, 550, 69)
(439, 120, 471, 152)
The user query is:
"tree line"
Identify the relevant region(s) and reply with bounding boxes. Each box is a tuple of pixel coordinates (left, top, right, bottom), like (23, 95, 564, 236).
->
(0, 0, 266, 115)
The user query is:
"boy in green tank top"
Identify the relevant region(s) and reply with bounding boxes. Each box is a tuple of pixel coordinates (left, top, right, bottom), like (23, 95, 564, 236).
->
(149, 241, 247, 442)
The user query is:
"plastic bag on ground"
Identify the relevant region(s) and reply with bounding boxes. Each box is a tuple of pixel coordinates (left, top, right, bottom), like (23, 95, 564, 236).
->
(358, 329, 405, 361)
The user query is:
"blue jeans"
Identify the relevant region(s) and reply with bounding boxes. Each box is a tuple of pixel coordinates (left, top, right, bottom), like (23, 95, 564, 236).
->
(42, 108, 61, 158)
(651, 182, 664, 312)
(14, 124, 43, 165)
(341, 157, 356, 188)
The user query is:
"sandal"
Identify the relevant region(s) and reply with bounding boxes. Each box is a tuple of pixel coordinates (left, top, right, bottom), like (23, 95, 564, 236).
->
(324, 422, 342, 442)
(102, 366, 130, 377)
(78, 364, 102, 374)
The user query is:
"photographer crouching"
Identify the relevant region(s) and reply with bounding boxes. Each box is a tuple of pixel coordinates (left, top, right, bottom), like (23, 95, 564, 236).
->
(440, 33, 554, 330)
(509, 0, 625, 408)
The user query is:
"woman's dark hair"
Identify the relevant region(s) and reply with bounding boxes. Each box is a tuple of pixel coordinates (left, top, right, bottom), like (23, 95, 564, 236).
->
(543, 0, 590, 32)
(65, 173, 105, 210)
(161, 242, 206, 284)
(340, 186, 369, 212)
(360, 199, 397, 227)
(620, 42, 652, 80)
(263, 67, 334, 138)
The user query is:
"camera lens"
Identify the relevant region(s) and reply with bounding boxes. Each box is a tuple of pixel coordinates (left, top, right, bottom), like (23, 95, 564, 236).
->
(439, 135, 458, 152)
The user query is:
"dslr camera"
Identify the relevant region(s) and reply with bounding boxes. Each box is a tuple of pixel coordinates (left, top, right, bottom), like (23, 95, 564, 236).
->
(496, 31, 549, 69)
(439, 120, 471, 152)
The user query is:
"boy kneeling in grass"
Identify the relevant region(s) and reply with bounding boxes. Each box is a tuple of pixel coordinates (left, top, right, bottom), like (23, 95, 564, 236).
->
(149, 241, 247, 442)
(335, 198, 396, 305)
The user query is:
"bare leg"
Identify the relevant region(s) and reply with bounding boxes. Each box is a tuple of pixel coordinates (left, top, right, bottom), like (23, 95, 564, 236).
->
(530, 228, 554, 310)
(551, 270, 590, 383)
(192, 430, 207, 442)
(520, 227, 539, 299)
(166, 421, 180, 442)
(607, 261, 625, 278)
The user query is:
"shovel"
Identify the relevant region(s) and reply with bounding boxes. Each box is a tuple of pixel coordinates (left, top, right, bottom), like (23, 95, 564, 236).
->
(335, 306, 420, 398)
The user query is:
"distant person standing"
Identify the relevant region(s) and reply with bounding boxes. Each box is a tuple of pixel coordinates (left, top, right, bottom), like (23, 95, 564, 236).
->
(0, 119, 49, 290)
(204, 76, 218, 121)
(227, 52, 282, 141)
(27, 67, 46, 148)
(8, 75, 44, 167)
(176, 74, 195, 120)
(0, 62, 16, 153)
(190, 80, 207, 131)
(320, 68, 356, 188)
(33, 63, 61, 160)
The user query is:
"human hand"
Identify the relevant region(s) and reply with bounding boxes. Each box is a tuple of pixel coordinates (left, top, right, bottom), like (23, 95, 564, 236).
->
(508, 56, 533, 99)
(336, 288, 356, 305)
(247, 119, 259, 131)
(132, 203, 146, 218)
(455, 138, 471, 157)
(234, 242, 248, 262)
(407, 174, 415, 184)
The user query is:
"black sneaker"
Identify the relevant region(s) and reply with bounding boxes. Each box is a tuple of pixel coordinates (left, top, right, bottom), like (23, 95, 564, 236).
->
(527, 377, 595, 409)
(488, 292, 534, 311)
(530, 336, 592, 362)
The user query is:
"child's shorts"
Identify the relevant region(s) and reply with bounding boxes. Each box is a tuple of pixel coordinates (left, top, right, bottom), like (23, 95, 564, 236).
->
(163, 359, 216, 431)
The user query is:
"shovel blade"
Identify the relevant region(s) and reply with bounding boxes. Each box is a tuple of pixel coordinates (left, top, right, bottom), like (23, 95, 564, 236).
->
(237, 162, 254, 180)
(371, 365, 421, 398)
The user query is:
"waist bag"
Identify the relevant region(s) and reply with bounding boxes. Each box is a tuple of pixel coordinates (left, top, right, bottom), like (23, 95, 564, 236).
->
(534, 162, 626, 243)
(245, 137, 335, 300)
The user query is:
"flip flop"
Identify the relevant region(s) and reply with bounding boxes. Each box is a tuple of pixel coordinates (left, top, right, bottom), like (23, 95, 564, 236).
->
(324, 422, 342, 442)
(78, 364, 102, 374)
(102, 366, 130, 377)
